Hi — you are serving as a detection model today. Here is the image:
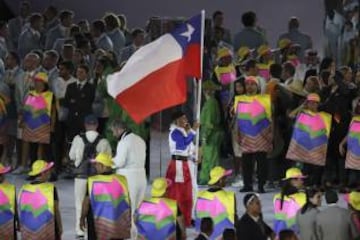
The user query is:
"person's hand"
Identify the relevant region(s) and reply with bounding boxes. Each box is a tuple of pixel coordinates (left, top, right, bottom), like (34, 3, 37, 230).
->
(80, 216, 87, 232)
(192, 121, 200, 131)
(339, 143, 346, 157)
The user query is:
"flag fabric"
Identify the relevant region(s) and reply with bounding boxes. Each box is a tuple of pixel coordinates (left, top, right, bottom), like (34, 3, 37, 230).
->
(346, 116, 360, 170)
(107, 13, 203, 123)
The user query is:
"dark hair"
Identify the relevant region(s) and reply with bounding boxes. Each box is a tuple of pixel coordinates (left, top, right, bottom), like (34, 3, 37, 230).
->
(279, 229, 296, 240)
(44, 50, 59, 60)
(245, 59, 257, 71)
(29, 13, 42, 25)
(242, 11, 256, 27)
(279, 180, 300, 210)
(243, 193, 258, 207)
(300, 187, 321, 214)
(70, 25, 81, 36)
(283, 62, 296, 77)
(131, 28, 145, 38)
(325, 189, 338, 204)
(320, 70, 331, 86)
(212, 10, 223, 20)
(118, 14, 127, 28)
(104, 13, 120, 29)
(92, 20, 106, 33)
(289, 17, 300, 30)
(77, 64, 90, 74)
(59, 60, 74, 73)
(303, 69, 318, 85)
(46, 6, 58, 16)
(59, 10, 74, 22)
(200, 217, 214, 233)
(7, 51, 20, 65)
(270, 63, 282, 79)
(222, 228, 236, 240)
(234, 77, 245, 95)
(319, 57, 334, 72)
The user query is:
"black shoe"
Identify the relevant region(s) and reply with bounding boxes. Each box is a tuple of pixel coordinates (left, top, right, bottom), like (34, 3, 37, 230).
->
(239, 187, 253, 193)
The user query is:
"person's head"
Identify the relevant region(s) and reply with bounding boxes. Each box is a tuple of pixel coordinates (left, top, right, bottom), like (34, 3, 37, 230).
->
(70, 25, 81, 37)
(305, 49, 319, 66)
(244, 193, 262, 217)
(43, 6, 58, 22)
(345, 191, 360, 212)
(319, 57, 335, 73)
(301, 187, 322, 214)
(77, 38, 91, 55)
(62, 43, 75, 60)
(208, 166, 232, 187)
(19, 1, 31, 18)
(242, 11, 256, 27)
(5, 51, 20, 69)
(283, 168, 306, 189)
(222, 228, 236, 240)
(151, 177, 171, 198)
(84, 114, 98, 131)
(305, 93, 320, 112)
(234, 78, 245, 95)
(303, 69, 318, 84)
(171, 111, 188, 129)
(104, 13, 120, 31)
(95, 56, 111, 75)
(42, 50, 59, 70)
(304, 76, 320, 93)
(29, 13, 43, 31)
(0, 163, 11, 183)
(213, 26, 225, 41)
(33, 72, 49, 93)
(200, 217, 214, 236)
(91, 153, 113, 174)
(270, 63, 282, 79)
(59, 10, 74, 28)
(288, 17, 300, 31)
(217, 48, 233, 66)
(244, 76, 260, 95)
(257, 44, 273, 62)
(344, 20, 354, 32)
(110, 118, 127, 138)
(132, 28, 145, 47)
(23, 53, 41, 71)
(73, 48, 85, 65)
(340, 66, 353, 82)
(78, 19, 90, 33)
(0, 21, 8, 38)
(58, 61, 74, 79)
(91, 20, 106, 38)
(212, 10, 224, 27)
(281, 62, 296, 80)
(355, 70, 360, 86)
(29, 160, 54, 182)
(325, 189, 338, 204)
(76, 64, 89, 81)
(279, 229, 298, 240)
(118, 14, 127, 30)
(245, 59, 258, 76)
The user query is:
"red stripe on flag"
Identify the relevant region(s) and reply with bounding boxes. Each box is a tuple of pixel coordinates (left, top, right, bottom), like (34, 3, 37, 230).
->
(116, 59, 187, 123)
(184, 43, 201, 78)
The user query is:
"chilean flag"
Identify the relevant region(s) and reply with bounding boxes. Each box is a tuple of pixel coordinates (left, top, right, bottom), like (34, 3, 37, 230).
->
(107, 13, 203, 123)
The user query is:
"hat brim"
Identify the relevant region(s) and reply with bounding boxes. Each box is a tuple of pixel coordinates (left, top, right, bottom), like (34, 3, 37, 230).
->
(282, 175, 307, 181)
(208, 169, 233, 185)
(151, 179, 172, 197)
(28, 162, 54, 176)
(0, 166, 11, 174)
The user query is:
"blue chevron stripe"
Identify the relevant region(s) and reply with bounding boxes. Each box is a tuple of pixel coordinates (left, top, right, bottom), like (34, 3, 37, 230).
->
(237, 118, 270, 137)
(23, 112, 50, 130)
(348, 136, 360, 156)
(292, 128, 328, 150)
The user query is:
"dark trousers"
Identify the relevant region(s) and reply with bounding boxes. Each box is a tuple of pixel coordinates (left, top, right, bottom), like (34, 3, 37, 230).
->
(52, 121, 67, 172)
(242, 152, 268, 189)
(145, 137, 150, 179)
(97, 117, 108, 136)
(303, 163, 324, 186)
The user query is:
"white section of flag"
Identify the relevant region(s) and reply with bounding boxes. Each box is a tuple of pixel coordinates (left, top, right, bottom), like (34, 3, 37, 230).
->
(107, 34, 183, 98)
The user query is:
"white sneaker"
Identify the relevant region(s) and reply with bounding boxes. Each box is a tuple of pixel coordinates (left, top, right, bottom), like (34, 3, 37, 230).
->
(231, 178, 244, 188)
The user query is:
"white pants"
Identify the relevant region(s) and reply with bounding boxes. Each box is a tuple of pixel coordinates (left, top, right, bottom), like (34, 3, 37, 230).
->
(117, 168, 147, 239)
(187, 160, 198, 218)
(74, 178, 87, 236)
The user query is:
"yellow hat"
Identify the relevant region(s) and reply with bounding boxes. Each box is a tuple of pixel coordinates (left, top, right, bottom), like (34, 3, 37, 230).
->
(217, 47, 232, 60)
(151, 177, 171, 197)
(0, 163, 11, 174)
(285, 80, 305, 97)
(33, 72, 49, 83)
(257, 44, 272, 57)
(278, 38, 292, 49)
(91, 152, 113, 167)
(237, 46, 251, 61)
(307, 93, 320, 103)
(283, 167, 306, 180)
(345, 191, 360, 211)
(28, 160, 54, 176)
(208, 166, 232, 185)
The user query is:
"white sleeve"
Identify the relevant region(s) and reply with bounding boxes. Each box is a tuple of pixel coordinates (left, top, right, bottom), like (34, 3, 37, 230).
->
(69, 135, 85, 167)
(96, 139, 113, 156)
(113, 139, 128, 169)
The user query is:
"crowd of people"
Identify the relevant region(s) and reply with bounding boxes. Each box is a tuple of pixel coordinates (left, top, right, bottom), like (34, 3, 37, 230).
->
(0, 0, 360, 239)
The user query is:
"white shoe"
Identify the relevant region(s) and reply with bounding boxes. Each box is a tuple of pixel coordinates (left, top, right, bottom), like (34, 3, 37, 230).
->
(231, 178, 244, 188)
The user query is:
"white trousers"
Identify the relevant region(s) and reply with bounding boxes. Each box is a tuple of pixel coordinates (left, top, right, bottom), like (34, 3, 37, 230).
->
(74, 178, 87, 236)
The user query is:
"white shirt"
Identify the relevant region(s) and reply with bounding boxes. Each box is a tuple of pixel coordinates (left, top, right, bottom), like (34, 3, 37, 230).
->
(69, 130, 112, 167)
(54, 75, 76, 99)
(113, 131, 146, 170)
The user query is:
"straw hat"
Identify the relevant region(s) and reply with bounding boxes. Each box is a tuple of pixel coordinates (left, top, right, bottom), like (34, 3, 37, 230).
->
(208, 166, 232, 185)
(285, 80, 306, 97)
(237, 46, 251, 63)
(151, 177, 172, 197)
(257, 44, 272, 57)
(91, 152, 113, 168)
(0, 163, 11, 174)
(345, 191, 360, 211)
(278, 38, 292, 50)
(33, 72, 49, 84)
(283, 167, 306, 180)
(28, 160, 54, 176)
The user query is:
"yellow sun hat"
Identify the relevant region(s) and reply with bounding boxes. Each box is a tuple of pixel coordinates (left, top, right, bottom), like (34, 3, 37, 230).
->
(217, 47, 232, 60)
(237, 46, 251, 61)
(208, 166, 233, 185)
(278, 38, 292, 50)
(0, 163, 11, 174)
(283, 167, 306, 180)
(257, 44, 272, 57)
(345, 191, 360, 211)
(91, 152, 113, 168)
(33, 72, 49, 83)
(151, 177, 172, 197)
(28, 160, 54, 176)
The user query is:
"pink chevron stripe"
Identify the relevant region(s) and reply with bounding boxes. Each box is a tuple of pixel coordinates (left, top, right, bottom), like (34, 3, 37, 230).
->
(237, 100, 266, 118)
(93, 179, 124, 200)
(24, 96, 47, 111)
(350, 122, 360, 133)
(0, 190, 9, 205)
(297, 113, 326, 132)
(20, 189, 47, 210)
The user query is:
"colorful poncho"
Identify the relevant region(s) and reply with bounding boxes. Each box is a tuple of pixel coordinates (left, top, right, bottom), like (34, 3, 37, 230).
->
(0, 183, 16, 240)
(234, 94, 273, 153)
(136, 197, 177, 240)
(286, 110, 332, 166)
(19, 183, 55, 240)
(195, 190, 235, 240)
(88, 174, 131, 240)
(346, 116, 360, 170)
(273, 192, 306, 236)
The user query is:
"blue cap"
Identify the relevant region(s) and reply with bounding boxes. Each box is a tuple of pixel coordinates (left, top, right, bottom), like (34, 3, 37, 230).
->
(84, 114, 98, 125)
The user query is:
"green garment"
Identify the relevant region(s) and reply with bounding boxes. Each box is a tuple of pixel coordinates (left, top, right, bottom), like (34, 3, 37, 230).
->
(198, 96, 224, 185)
